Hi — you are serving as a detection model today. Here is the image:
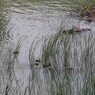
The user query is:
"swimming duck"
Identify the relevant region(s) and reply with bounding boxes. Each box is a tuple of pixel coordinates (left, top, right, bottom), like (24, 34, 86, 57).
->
(43, 63, 51, 68)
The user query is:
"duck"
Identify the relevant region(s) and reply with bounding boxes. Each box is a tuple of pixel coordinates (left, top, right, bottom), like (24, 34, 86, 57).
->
(43, 63, 51, 68)
(35, 62, 39, 65)
(13, 51, 19, 54)
(63, 28, 74, 34)
(35, 59, 41, 63)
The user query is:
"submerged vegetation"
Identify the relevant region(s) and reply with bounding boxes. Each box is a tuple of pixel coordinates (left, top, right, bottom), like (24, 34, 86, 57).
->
(28, 5, 95, 94)
(28, 26, 95, 95)
(1, 0, 95, 95)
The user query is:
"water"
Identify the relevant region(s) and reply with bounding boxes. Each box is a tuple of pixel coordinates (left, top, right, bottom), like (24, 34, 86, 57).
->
(0, 0, 95, 95)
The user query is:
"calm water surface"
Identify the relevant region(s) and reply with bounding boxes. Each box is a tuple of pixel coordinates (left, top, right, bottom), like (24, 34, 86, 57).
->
(1, 0, 70, 79)
(0, 0, 95, 94)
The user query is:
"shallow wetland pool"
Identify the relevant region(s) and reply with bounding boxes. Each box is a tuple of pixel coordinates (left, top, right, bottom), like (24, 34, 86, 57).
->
(0, 0, 95, 95)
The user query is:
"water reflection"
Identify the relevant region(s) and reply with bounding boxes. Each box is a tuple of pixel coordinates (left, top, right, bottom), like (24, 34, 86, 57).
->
(0, 0, 95, 95)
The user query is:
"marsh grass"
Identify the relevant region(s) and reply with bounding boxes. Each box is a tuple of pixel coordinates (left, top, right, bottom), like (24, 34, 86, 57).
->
(42, 29, 73, 95)
(80, 34, 95, 95)
(0, 36, 24, 95)
(2, 27, 95, 95)
(1, 0, 95, 95)
(28, 27, 95, 95)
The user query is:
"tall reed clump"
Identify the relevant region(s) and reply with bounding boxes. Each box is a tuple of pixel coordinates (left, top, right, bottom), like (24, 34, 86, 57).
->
(0, 37, 23, 95)
(29, 27, 95, 95)
(28, 28, 73, 95)
(80, 34, 95, 95)
(42, 28, 73, 95)
(28, 39, 43, 95)
(42, 29, 95, 95)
